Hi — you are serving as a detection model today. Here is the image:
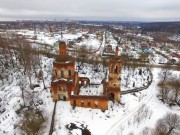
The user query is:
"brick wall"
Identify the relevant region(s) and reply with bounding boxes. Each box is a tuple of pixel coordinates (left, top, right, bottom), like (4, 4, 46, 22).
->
(70, 95, 108, 110)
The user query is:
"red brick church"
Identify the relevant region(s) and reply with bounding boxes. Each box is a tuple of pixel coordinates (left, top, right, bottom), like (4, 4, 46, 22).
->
(51, 41, 79, 101)
(50, 41, 122, 110)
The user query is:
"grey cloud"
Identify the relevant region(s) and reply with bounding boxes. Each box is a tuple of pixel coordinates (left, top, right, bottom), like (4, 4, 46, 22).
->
(0, 0, 180, 21)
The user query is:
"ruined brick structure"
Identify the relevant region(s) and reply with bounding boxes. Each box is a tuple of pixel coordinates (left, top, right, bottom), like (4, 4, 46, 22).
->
(51, 41, 79, 101)
(107, 46, 122, 101)
(70, 96, 108, 110)
(50, 42, 122, 110)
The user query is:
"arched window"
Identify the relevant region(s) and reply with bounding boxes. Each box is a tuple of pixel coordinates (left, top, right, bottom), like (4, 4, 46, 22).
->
(87, 101, 91, 107)
(68, 70, 71, 76)
(58, 70, 61, 77)
(114, 66, 118, 73)
(64, 86, 66, 91)
(95, 101, 98, 108)
(81, 101, 84, 107)
(61, 70, 64, 78)
(59, 86, 62, 91)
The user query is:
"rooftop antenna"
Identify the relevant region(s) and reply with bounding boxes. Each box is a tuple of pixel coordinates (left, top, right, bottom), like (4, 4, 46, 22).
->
(125, 26, 127, 44)
(34, 24, 36, 34)
(33, 24, 37, 40)
(60, 21, 63, 40)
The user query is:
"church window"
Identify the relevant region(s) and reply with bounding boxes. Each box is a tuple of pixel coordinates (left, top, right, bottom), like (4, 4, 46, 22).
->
(81, 101, 84, 107)
(58, 70, 61, 77)
(68, 70, 71, 76)
(64, 86, 66, 91)
(114, 66, 118, 73)
(87, 102, 91, 107)
(59, 86, 62, 91)
(95, 101, 98, 108)
(61, 70, 64, 78)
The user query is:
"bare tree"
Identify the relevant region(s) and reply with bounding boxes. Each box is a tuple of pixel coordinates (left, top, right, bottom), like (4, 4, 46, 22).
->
(17, 74, 28, 107)
(125, 71, 131, 86)
(37, 57, 46, 89)
(158, 64, 172, 85)
(140, 127, 152, 135)
(157, 84, 170, 103)
(154, 113, 180, 135)
(166, 78, 180, 106)
(139, 113, 180, 135)
(158, 77, 180, 106)
(15, 36, 33, 77)
(140, 53, 148, 63)
(0, 36, 9, 64)
(4, 36, 17, 68)
(17, 108, 47, 135)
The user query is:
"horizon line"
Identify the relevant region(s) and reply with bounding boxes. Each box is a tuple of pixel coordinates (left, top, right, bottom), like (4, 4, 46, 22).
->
(0, 19, 180, 23)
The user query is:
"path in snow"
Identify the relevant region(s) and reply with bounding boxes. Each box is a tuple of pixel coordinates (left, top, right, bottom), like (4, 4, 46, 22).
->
(105, 70, 156, 135)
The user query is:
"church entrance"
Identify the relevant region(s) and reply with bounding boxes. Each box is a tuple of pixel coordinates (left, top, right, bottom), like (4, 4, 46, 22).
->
(108, 93, 115, 101)
(73, 100, 76, 106)
(73, 100, 76, 109)
(58, 94, 66, 101)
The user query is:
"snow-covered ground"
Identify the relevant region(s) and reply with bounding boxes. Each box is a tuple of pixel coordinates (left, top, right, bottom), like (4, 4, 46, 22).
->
(0, 65, 179, 135)
(76, 62, 150, 91)
(1, 29, 180, 135)
(0, 56, 54, 134)
(76, 36, 101, 51)
(77, 63, 107, 85)
(121, 67, 150, 90)
(106, 32, 118, 50)
(169, 35, 180, 41)
(79, 85, 103, 96)
(52, 68, 180, 135)
(16, 29, 101, 52)
(110, 69, 180, 135)
(17, 30, 86, 45)
(152, 53, 168, 64)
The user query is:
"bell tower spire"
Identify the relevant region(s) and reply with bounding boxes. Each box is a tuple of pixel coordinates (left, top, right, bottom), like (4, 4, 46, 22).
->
(115, 46, 118, 57)
(59, 41, 67, 56)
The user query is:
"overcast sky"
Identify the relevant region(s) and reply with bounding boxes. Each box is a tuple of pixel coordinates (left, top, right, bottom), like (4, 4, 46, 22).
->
(0, 0, 180, 21)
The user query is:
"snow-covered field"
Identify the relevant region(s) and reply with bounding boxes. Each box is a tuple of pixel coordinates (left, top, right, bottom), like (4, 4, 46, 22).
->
(52, 68, 180, 135)
(121, 67, 150, 90)
(1, 55, 178, 135)
(16, 29, 101, 52)
(79, 85, 103, 96)
(77, 63, 107, 85)
(16, 30, 86, 45)
(77, 62, 151, 91)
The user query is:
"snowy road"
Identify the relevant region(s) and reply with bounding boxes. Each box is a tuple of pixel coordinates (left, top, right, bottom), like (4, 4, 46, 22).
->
(105, 72, 156, 135)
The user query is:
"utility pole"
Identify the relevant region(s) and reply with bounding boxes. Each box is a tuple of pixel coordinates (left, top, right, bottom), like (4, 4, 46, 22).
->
(60, 22, 63, 40)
